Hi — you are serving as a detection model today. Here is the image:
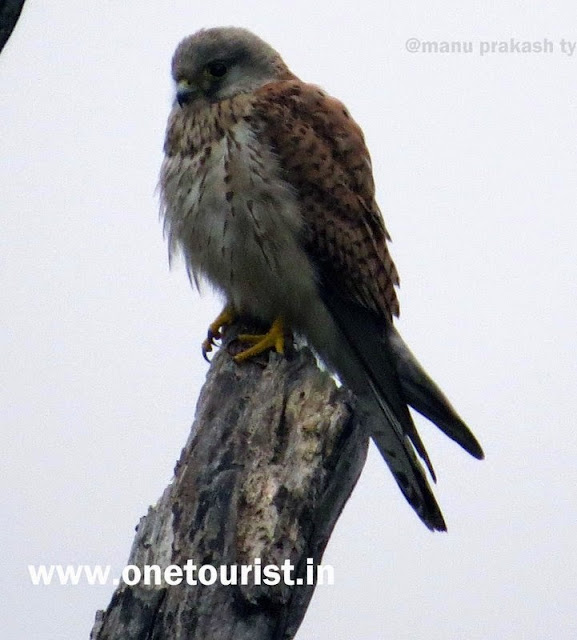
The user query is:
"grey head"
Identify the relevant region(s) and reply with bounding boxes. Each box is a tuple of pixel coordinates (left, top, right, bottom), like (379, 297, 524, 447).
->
(171, 27, 294, 106)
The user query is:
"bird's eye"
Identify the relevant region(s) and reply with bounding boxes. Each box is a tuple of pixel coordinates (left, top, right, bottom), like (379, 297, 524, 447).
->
(206, 61, 228, 78)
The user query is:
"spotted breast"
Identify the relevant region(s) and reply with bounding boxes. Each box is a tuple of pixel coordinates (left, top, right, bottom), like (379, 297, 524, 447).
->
(160, 95, 318, 325)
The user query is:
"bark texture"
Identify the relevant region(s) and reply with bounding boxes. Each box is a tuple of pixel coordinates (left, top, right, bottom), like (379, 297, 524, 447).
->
(91, 327, 368, 639)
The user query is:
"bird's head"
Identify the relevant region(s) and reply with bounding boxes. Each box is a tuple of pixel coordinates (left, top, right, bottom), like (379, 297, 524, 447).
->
(171, 27, 293, 107)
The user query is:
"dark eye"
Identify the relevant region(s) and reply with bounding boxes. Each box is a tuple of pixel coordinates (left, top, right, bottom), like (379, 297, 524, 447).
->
(207, 61, 228, 77)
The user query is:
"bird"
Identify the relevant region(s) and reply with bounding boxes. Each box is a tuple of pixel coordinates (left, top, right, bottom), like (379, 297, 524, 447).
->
(159, 26, 483, 531)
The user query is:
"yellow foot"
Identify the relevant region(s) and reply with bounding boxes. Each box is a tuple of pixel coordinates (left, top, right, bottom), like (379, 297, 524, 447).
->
(234, 317, 286, 363)
(202, 306, 236, 361)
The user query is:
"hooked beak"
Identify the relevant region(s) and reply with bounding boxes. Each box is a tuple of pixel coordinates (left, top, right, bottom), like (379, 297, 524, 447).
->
(176, 79, 199, 107)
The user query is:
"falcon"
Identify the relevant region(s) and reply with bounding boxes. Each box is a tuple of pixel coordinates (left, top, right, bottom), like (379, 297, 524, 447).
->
(159, 27, 483, 531)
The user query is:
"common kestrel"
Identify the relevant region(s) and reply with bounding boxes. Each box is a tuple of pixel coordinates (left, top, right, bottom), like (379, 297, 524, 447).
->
(159, 27, 483, 531)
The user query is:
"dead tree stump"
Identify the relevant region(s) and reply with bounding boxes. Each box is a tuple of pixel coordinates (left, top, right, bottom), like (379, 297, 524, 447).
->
(91, 326, 368, 639)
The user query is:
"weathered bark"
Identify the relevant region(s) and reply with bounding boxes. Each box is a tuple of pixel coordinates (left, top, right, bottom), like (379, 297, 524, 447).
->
(0, 0, 26, 54)
(91, 325, 368, 640)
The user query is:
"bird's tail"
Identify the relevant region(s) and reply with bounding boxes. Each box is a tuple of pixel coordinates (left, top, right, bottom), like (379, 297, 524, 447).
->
(313, 288, 482, 531)
(388, 326, 484, 460)
(309, 290, 444, 530)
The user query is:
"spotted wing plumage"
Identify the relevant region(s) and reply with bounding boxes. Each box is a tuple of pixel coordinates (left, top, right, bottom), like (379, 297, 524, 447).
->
(253, 81, 400, 320)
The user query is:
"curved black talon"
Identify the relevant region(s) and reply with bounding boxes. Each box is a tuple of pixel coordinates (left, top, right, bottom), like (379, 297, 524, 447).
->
(202, 336, 215, 362)
(202, 327, 222, 362)
(202, 342, 212, 362)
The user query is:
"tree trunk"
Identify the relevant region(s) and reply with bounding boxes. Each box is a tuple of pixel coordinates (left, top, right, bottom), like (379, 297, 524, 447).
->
(91, 325, 368, 640)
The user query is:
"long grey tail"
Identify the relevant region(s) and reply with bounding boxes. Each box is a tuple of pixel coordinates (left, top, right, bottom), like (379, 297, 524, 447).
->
(388, 326, 484, 460)
(316, 288, 482, 531)
(314, 290, 445, 530)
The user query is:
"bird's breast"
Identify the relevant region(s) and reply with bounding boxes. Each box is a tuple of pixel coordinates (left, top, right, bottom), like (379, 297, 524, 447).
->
(160, 101, 317, 324)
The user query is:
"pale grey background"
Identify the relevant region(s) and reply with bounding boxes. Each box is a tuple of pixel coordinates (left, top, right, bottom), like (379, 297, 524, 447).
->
(2, 2, 576, 638)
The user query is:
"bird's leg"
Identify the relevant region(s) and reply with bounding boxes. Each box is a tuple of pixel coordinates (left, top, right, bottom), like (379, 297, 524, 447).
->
(202, 306, 236, 361)
(234, 316, 286, 363)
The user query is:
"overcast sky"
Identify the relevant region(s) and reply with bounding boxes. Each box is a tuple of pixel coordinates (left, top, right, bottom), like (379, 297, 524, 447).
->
(2, 2, 577, 639)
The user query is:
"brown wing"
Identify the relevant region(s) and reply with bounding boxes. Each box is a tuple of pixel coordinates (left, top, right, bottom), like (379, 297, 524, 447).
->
(252, 80, 400, 319)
